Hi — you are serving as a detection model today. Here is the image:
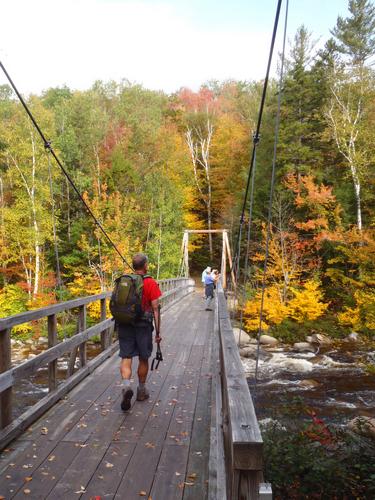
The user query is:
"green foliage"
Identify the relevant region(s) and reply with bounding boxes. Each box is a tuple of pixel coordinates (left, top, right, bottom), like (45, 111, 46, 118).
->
(272, 315, 350, 343)
(263, 418, 375, 498)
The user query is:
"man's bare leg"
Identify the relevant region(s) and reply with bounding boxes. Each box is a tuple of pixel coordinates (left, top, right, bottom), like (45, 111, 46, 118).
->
(120, 357, 132, 380)
(137, 358, 150, 401)
(120, 357, 133, 411)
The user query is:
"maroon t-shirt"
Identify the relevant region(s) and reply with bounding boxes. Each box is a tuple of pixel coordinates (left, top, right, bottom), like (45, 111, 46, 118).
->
(142, 277, 162, 312)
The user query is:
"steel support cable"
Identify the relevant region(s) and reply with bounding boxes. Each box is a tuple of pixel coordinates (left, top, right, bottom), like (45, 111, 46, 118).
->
(238, 148, 257, 335)
(254, 0, 289, 387)
(0, 60, 134, 271)
(232, 0, 283, 275)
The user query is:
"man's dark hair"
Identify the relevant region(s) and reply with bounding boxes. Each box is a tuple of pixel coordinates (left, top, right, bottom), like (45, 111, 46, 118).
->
(132, 253, 148, 270)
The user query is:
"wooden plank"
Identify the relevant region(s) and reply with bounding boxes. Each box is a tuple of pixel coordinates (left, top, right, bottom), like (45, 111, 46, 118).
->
(47, 314, 58, 392)
(78, 305, 87, 368)
(208, 304, 227, 500)
(11, 441, 81, 500)
(185, 229, 227, 233)
(0, 342, 119, 450)
(81, 442, 136, 499)
(183, 320, 212, 500)
(0, 293, 110, 330)
(0, 328, 12, 429)
(100, 297, 108, 350)
(150, 444, 190, 500)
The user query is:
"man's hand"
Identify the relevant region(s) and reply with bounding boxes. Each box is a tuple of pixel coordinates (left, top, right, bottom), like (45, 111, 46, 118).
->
(155, 334, 162, 344)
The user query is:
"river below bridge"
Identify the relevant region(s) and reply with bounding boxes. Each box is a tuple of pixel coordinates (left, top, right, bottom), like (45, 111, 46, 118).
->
(243, 342, 375, 426)
(8, 338, 375, 427)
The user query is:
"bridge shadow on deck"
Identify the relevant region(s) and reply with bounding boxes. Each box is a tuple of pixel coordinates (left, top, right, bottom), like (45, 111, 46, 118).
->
(0, 292, 213, 500)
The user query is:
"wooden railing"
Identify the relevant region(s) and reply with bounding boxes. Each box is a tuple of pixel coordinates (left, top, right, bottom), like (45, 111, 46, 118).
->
(0, 277, 194, 450)
(209, 282, 267, 500)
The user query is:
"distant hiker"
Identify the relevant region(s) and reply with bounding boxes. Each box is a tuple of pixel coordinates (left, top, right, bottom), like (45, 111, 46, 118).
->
(204, 269, 215, 310)
(202, 266, 211, 298)
(201, 266, 211, 284)
(110, 253, 162, 411)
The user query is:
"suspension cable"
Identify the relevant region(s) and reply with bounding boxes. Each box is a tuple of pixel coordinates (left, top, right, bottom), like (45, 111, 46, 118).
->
(254, 0, 289, 386)
(238, 146, 258, 334)
(0, 60, 134, 271)
(233, 0, 283, 273)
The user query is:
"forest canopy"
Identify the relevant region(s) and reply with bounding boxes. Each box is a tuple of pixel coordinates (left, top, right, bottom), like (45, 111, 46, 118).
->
(0, 0, 374, 338)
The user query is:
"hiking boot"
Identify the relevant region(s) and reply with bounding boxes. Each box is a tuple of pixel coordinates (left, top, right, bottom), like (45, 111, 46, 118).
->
(136, 386, 150, 401)
(121, 388, 133, 411)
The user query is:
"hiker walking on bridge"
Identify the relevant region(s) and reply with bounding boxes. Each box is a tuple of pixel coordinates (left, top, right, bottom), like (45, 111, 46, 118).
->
(204, 268, 219, 310)
(111, 253, 162, 411)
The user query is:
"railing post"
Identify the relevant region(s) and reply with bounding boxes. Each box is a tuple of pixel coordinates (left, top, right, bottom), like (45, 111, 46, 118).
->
(0, 328, 12, 429)
(78, 305, 87, 367)
(47, 314, 58, 392)
(100, 298, 108, 350)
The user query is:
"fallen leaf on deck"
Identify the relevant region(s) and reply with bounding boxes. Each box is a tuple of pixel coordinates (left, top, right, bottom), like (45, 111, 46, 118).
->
(145, 442, 155, 449)
(5, 475, 11, 479)
(175, 472, 181, 476)
(23, 489, 31, 495)
(98, 475, 104, 479)
(24, 477, 32, 482)
(188, 473, 197, 480)
(74, 486, 86, 493)
(105, 462, 114, 468)
(184, 482, 194, 486)
(22, 465, 31, 469)
(41, 427, 48, 435)
(139, 491, 147, 496)
(48, 455, 55, 462)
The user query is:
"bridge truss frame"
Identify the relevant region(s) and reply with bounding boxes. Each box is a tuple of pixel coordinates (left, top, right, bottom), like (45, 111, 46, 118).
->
(180, 229, 236, 289)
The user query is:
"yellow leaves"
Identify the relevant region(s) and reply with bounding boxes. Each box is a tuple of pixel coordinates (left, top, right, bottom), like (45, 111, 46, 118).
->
(338, 289, 375, 330)
(287, 280, 328, 323)
(243, 285, 288, 332)
(243, 280, 329, 330)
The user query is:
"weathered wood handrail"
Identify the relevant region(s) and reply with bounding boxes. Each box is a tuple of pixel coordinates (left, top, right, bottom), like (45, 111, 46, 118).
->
(0, 277, 194, 450)
(211, 282, 264, 500)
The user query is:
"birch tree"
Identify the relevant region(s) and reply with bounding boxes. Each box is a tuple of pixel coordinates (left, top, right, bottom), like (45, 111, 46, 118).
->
(185, 119, 214, 258)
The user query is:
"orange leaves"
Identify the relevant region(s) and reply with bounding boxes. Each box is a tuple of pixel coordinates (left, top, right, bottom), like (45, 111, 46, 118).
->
(285, 173, 336, 209)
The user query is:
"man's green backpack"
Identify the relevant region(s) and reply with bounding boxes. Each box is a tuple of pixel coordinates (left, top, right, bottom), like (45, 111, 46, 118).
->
(109, 274, 150, 324)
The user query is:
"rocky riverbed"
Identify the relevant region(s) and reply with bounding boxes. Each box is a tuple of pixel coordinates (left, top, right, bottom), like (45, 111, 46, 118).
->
(235, 329, 375, 431)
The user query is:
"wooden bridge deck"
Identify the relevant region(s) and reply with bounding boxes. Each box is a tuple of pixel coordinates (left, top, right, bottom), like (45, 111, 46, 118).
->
(0, 291, 213, 499)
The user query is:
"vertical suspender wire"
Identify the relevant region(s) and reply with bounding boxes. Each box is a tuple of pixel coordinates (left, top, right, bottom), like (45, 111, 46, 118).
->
(47, 149, 62, 290)
(231, 0, 283, 321)
(238, 147, 257, 335)
(254, 0, 289, 388)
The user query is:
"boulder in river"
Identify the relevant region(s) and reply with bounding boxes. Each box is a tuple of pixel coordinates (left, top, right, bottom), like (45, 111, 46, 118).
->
(306, 336, 313, 343)
(299, 379, 320, 388)
(233, 328, 251, 346)
(293, 342, 316, 353)
(348, 416, 375, 440)
(259, 335, 278, 346)
(311, 333, 332, 346)
(346, 332, 359, 342)
(240, 345, 272, 361)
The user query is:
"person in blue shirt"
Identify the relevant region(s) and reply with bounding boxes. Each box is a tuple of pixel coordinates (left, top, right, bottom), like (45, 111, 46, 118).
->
(204, 270, 215, 310)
